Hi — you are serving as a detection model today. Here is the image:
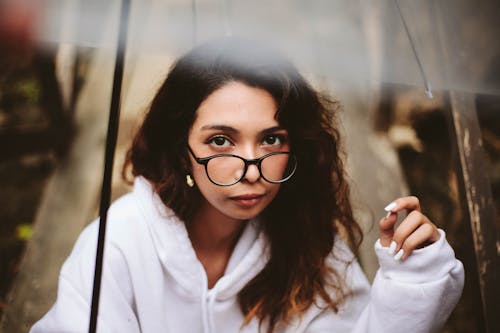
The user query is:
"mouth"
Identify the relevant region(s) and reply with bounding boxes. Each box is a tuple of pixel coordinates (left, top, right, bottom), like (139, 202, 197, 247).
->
(229, 193, 265, 207)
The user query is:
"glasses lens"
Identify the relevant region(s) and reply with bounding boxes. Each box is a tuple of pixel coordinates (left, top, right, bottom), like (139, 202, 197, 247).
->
(261, 153, 296, 182)
(206, 156, 246, 185)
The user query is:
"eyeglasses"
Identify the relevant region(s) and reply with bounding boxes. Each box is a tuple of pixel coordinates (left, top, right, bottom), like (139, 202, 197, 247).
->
(187, 145, 297, 186)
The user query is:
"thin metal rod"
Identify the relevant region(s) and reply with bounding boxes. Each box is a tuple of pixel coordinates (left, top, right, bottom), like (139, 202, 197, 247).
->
(223, 0, 232, 36)
(192, 0, 197, 46)
(88, 0, 130, 332)
(394, 0, 433, 98)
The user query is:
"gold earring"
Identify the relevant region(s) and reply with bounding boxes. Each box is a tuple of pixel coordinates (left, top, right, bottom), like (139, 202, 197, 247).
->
(186, 174, 195, 187)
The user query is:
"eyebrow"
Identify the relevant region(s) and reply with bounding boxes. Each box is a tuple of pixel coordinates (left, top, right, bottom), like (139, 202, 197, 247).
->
(200, 125, 238, 135)
(200, 124, 286, 136)
(260, 126, 287, 136)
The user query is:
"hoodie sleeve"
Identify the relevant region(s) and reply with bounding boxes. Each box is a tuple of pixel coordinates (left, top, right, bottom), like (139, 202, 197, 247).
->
(30, 222, 141, 333)
(306, 229, 464, 333)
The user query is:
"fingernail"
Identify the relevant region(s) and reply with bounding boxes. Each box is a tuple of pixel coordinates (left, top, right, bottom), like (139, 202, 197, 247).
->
(384, 202, 397, 212)
(388, 241, 397, 255)
(385, 211, 392, 218)
(394, 249, 404, 261)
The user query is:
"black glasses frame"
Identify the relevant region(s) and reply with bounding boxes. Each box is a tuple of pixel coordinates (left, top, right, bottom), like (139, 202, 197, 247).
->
(187, 145, 297, 186)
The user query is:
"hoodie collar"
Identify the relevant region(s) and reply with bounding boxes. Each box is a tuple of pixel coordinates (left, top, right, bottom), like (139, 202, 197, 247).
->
(132, 176, 270, 299)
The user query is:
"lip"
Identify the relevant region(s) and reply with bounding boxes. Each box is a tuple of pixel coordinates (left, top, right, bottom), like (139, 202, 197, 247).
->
(229, 193, 265, 207)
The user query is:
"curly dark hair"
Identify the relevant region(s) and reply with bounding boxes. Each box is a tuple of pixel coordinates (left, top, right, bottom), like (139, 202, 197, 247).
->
(123, 37, 362, 333)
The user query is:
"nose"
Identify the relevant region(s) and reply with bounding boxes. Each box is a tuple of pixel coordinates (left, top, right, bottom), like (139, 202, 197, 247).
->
(243, 163, 261, 183)
(239, 146, 261, 183)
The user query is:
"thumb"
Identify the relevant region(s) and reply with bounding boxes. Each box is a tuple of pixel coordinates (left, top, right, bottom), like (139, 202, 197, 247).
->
(379, 212, 397, 247)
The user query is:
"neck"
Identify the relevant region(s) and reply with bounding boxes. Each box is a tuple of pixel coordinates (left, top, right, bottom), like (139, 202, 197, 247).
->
(187, 200, 247, 288)
(187, 200, 246, 254)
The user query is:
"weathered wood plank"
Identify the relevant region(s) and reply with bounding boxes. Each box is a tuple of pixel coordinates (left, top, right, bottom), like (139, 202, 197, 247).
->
(448, 91, 500, 333)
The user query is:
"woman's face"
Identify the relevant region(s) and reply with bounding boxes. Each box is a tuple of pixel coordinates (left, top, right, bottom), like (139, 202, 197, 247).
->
(187, 81, 290, 222)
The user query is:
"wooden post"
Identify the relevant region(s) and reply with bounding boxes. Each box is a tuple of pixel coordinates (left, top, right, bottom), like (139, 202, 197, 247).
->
(448, 91, 500, 333)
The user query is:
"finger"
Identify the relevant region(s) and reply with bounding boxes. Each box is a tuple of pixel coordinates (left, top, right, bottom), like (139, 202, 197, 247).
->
(392, 210, 426, 249)
(384, 196, 421, 216)
(379, 212, 397, 247)
(399, 223, 440, 260)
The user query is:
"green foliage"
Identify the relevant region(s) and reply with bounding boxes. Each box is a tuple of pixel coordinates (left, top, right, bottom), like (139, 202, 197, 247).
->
(14, 79, 40, 105)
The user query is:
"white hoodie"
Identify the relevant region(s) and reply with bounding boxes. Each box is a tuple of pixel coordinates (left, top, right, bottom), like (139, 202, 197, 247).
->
(31, 177, 464, 333)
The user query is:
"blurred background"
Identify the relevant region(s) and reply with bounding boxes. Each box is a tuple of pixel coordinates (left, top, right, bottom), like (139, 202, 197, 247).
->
(0, 0, 499, 332)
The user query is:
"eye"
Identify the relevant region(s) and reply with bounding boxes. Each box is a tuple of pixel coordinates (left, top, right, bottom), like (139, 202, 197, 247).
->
(262, 134, 286, 146)
(208, 136, 232, 147)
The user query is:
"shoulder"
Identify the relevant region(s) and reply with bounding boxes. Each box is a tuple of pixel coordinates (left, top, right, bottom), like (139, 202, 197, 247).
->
(105, 191, 144, 240)
(97, 177, 177, 246)
(58, 188, 156, 293)
(71, 191, 144, 254)
(64, 181, 162, 273)
(63, 191, 141, 265)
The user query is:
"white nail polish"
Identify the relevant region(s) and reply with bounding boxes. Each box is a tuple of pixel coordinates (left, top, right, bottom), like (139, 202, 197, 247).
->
(394, 249, 404, 261)
(384, 202, 397, 212)
(385, 211, 392, 218)
(388, 241, 397, 255)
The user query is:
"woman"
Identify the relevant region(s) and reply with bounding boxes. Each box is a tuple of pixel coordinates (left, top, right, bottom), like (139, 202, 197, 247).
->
(31, 38, 464, 333)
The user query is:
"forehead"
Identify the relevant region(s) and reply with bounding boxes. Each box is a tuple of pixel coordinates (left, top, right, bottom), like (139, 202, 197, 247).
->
(191, 81, 279, 130)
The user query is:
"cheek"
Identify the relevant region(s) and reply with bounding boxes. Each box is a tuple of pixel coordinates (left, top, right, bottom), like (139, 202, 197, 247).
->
(265, 184, 281, 202)
(191, 164, 224, 199)
(191, 164, 211, 188)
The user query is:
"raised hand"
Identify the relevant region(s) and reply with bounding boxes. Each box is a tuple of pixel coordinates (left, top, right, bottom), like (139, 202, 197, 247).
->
(379, 196, 440, 261)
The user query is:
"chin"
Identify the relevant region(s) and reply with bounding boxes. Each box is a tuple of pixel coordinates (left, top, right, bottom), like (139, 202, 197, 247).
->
(227, 211, 261, 222)
(225, 206, 265, 221)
